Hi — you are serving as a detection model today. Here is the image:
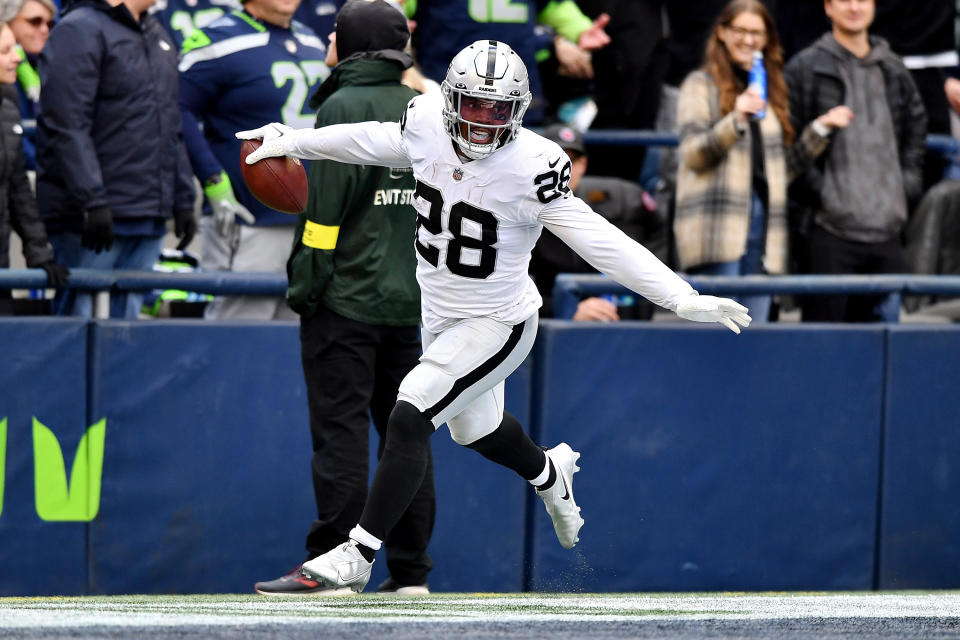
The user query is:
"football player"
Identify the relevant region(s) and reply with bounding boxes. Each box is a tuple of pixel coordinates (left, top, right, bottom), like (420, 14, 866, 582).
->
(237, 40, 750, 592)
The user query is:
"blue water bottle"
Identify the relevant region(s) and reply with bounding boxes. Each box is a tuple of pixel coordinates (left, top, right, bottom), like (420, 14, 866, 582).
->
(748, 50, 766, 120)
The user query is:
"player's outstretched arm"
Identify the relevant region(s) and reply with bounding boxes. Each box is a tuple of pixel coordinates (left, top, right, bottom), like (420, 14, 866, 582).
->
(675, 295, 752, 334)
(541, 199, 751, 334)
(236, 120, 411, 169)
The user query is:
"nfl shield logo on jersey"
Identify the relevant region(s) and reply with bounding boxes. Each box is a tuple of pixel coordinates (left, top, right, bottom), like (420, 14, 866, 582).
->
(452, 167, 464, 181)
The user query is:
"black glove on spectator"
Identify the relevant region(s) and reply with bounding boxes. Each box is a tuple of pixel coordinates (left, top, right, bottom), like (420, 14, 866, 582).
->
(82, 206, 114, 253)
(39, 262, 70, 287)
(173, 208, 197, 250)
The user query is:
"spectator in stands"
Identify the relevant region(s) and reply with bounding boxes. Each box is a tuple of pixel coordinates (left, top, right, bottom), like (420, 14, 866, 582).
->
(0, 9, 68, 314)
(785, 0, 926, 323)
(902, 178, 960, 318)
(8, 0, 53, 172)
(178, 0, 327, 320)
(253, 0, 435, 597)
(871, 0, 958, 188)
(409, 0, 610, 124)
(37, 0, 196, 319)
(676, 0, 851, 323)
(559, 0, 667, 182)
(530, 123, 666, 321)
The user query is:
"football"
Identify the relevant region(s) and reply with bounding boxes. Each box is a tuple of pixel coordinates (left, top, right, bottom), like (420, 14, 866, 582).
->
(239, 139, 308, 214)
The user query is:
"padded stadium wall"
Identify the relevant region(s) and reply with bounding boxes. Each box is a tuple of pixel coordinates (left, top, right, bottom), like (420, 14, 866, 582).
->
(0, 318, 957, 594)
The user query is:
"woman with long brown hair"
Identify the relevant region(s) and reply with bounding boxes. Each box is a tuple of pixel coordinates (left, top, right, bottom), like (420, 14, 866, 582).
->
(674, 0, 851, 321)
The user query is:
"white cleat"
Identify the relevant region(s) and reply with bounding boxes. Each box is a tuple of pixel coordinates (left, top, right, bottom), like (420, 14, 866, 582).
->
(536, 442, 584, 549)
(301, 541, 373, 593)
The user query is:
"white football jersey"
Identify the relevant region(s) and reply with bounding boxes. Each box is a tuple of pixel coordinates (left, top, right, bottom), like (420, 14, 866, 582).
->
(283, 92, 694, 332)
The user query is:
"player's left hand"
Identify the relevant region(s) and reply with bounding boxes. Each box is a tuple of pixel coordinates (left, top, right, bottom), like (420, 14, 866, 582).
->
(235, 123, 294, 164)
(675, 294, 752, 334)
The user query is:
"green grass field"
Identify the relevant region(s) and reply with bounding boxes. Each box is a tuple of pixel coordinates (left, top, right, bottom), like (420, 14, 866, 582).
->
(2, 592, 959, 639)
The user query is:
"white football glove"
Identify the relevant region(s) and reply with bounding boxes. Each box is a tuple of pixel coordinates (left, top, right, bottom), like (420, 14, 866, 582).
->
(235, 123, 295, 164)
(675, 294, 752, 334)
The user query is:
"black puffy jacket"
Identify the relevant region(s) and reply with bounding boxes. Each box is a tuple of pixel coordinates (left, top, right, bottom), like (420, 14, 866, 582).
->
(36, 0, 194, 233)
(0, 84, 53, 269)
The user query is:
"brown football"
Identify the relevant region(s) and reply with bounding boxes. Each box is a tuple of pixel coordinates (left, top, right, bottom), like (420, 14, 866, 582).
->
(239, 139, 308, 214)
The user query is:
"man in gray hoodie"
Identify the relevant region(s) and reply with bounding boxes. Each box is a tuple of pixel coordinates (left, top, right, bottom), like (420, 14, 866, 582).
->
(784, 0, 926, 322)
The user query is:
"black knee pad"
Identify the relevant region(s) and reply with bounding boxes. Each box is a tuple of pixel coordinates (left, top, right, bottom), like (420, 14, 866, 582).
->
(386, 401, 435, 447)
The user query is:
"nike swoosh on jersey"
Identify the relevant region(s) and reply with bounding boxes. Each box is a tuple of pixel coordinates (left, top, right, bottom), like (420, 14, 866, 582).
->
(548, 156, 561, 168)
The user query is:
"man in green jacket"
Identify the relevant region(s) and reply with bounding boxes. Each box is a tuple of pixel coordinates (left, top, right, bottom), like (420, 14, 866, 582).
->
(255, 0, 434, 596)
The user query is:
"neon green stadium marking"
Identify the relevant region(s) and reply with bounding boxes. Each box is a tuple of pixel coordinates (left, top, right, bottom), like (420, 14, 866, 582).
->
(33, 418, 106, 522)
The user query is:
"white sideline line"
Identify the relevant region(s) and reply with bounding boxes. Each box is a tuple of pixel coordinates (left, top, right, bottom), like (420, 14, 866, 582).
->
(0, 593, 958, 628)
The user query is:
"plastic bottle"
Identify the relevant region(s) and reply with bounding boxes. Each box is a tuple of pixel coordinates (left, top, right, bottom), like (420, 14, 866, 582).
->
(748, 50, 766, 120)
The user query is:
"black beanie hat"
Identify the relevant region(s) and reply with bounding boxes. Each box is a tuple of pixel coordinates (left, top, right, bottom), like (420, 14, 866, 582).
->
(335, 0, 410, 60)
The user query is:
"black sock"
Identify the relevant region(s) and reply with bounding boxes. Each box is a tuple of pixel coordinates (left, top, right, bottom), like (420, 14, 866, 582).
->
(466, 411, 546, 480)
(358, 401, 435, 541)
(355, 543, 377, 563)
(535, 459, 557, 491)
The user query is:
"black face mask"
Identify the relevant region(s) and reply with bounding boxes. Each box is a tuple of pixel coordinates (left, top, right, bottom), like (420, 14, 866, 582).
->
(335, 0, 409, 60)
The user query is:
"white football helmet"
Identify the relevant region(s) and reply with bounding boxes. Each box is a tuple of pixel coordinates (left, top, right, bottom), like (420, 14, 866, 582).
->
(441, 40, 532, 160)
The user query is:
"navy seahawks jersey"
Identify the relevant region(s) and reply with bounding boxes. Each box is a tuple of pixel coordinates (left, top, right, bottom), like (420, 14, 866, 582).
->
(150, 0, 241, 50)
(179, 11, 328, 226)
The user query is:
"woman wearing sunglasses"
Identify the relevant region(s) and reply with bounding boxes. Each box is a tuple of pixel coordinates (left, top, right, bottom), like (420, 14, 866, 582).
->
(0, 1, 69, 309)
(9, 0, 54, 173)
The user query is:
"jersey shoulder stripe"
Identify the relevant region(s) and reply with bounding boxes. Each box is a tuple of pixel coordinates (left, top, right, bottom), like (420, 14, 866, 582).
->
(178, 30, 269, 71)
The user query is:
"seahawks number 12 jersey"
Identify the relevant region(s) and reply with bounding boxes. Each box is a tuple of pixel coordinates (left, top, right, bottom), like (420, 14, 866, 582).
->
(283, 93, 694, 332)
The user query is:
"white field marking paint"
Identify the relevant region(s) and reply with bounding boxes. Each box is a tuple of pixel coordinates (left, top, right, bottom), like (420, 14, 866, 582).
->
(1, 593, 959, 628)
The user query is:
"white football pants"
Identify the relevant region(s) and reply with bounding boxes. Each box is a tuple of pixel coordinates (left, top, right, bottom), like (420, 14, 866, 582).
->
(397, 313, 537, 445)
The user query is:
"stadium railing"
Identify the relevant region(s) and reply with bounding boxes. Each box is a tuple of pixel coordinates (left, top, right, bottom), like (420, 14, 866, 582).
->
(552, 273, 960, 320)
(576, 130, 959, 160)
(2, 269, 960, 321)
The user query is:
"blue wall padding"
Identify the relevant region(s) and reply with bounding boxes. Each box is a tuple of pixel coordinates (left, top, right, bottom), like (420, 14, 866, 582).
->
(529, 321, 884, 592)
(879, 326, 960, 589)
(89, 321, 315, 594)
(0, 318, 89, 596)
(88, 321, 531, 594)
(6, 318, 960, 594)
